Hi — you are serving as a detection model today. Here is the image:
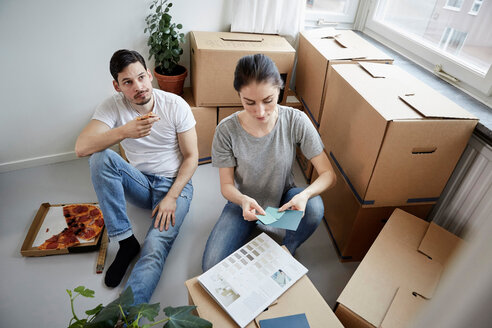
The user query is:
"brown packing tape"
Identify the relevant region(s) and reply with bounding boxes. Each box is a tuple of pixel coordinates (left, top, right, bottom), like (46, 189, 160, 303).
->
(220, 36, 264, 42)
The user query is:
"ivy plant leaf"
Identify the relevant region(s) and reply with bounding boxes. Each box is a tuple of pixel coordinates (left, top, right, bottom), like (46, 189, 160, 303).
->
(85, 303, 103, 316)
(87, 287, 134, 327)
(127, 302, 160, 322)
(74, 286, 95, 298)
(168, 2, 173, 7)
(163, 306, 212, 328)
(176, 24, 182, 29)
(68, 319, 87, 328)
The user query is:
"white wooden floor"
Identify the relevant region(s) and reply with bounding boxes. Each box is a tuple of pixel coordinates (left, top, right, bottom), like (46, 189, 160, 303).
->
(0, 158, 358, 327)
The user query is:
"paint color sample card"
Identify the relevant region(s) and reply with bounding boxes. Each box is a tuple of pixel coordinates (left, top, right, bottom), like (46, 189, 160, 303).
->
(259, 313, 310, 328)
(256, 207, 303, 231)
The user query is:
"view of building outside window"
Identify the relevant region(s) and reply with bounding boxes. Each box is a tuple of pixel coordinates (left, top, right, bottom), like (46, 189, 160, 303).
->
(374, 0, 492, 74)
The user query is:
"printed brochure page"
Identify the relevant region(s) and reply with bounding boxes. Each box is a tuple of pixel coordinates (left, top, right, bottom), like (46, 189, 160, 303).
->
(198, 233, 308, 327)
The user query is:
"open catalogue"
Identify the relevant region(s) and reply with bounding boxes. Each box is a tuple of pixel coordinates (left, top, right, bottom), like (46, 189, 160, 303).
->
(197, 233, 308, 327)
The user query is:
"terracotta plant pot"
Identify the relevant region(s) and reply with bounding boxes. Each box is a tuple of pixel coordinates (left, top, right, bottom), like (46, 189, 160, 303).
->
(154, 65, 187, 96)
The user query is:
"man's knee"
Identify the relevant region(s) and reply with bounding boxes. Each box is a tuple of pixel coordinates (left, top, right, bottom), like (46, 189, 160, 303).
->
(89, 149, 118, 174)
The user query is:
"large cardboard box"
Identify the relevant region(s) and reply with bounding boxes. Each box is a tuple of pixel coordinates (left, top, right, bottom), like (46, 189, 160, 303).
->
(314, 158, 433, 262)
(181, 88, 216, 164)
(185, 274, 343, 328)
(335, 208, 463, 327)
(190, 31, 295, 106)
(218, 106, 242, 124)
(295, 27, 393, 128)
(319, 63, 478, 207)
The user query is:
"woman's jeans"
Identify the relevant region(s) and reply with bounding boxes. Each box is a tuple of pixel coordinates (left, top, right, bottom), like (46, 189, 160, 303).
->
(89, 149, 193, 304)
(202, 187, 324, 272)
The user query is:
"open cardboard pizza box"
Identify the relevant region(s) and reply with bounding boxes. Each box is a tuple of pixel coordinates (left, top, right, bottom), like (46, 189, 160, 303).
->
(21, 202, 105, 257)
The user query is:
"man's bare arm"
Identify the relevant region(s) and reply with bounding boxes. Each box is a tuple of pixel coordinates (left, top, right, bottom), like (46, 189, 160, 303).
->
(75, 117, 159, 157)
(151, 127, 199, 231)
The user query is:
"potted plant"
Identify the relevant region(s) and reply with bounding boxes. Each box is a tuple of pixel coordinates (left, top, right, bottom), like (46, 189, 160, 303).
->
(66, 285, 211, 328)
(145, 0, 187, 95)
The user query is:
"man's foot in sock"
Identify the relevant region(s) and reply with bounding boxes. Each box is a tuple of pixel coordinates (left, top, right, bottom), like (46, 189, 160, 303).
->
(105, 235, 140, 287)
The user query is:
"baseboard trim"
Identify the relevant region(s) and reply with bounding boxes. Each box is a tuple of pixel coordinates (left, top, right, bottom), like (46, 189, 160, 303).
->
(0, 151, 79, 173)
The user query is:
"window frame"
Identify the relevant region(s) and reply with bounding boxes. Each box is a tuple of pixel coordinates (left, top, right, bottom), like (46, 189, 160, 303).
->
(361, 0, 492, 101)
(444, 0, 465, 11)
(304, 0, 360, 28)
(468, 0, 483, 15)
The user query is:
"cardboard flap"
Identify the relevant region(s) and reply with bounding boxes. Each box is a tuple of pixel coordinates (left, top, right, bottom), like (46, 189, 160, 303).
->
(359, 62, 391, 78)
(255, 275, 344, 327)
(220, 35, 264, 42)
(399, 93, 477, 119)
(379, 287, 427, 328)
(418, 222, 464, 266)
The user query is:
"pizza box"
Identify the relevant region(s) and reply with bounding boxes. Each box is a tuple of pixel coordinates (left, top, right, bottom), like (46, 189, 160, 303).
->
(21, 202, 104, 257)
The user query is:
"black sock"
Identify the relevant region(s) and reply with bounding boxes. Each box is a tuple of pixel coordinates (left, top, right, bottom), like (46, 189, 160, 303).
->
(104, 235, 140, 288)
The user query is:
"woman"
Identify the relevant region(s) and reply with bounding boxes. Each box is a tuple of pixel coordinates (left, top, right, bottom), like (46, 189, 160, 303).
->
(202, 54, 336, 271)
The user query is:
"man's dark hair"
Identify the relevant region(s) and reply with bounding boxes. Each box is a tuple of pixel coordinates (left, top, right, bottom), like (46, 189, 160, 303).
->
(233, 54, 284, 92)
(109, 49, 147, 82)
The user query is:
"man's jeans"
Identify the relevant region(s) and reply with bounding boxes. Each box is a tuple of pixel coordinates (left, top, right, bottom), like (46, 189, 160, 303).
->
(202, 187, 324, 272)
(89, 149, 193, 304)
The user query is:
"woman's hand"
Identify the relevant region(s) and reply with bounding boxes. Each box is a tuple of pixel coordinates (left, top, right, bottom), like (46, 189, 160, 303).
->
(240, 195, 266, 221)
(279, 192, 309, 214)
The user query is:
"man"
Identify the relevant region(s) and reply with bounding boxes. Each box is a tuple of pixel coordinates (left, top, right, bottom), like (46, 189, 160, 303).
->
(75, 49, 198, 304)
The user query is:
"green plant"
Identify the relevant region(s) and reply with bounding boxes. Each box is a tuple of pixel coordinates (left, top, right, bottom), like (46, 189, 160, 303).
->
(145, 0, 186, 76)
(67, 286, 211, 328)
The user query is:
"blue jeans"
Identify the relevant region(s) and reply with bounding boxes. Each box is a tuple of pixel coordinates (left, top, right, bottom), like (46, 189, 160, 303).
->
(89, 149, 193, 304)
(202, 187, 324, 272)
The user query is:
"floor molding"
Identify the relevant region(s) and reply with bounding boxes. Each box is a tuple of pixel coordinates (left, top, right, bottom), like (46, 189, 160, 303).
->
(0, 151, 78, 173)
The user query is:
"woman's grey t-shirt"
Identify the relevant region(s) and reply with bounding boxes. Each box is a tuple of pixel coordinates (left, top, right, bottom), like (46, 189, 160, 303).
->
(212, 105, 324, 208)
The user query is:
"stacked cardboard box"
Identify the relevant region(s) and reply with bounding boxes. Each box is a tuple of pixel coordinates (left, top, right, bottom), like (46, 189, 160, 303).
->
(315, 62, 477, 261)
(217, 106, 242, 125)
(313, 160, 433, 261)
(335, 208, 464, 327)
(295, 27, 393, 129)
(181, 88, 216, 164)
(190, 31, 295, 107)
(280, 90, 317, 183)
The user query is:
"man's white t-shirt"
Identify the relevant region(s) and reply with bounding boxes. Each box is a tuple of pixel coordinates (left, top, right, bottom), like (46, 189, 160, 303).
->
(92, 89, 196, 178)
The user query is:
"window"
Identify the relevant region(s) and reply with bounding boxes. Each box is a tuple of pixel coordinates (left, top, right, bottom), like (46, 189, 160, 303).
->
(363, 0, 492, 98)
(469, 0, 483, 14)
(305, 0, 360, 28)
(439, 27, 468, 55)
(444, 0, 464, 10)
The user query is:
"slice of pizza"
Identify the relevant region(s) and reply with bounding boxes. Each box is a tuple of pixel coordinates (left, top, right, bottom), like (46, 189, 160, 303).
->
(38, 228, 80, 250)
(136, 111, 159, 121)
(64, 204, 104, 241)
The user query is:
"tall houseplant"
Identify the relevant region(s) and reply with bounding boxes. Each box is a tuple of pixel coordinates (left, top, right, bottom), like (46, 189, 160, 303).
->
(145, 0, 187, 95)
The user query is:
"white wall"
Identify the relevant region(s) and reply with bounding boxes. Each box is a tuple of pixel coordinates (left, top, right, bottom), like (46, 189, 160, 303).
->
(0, 0, 232, 172)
